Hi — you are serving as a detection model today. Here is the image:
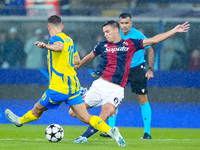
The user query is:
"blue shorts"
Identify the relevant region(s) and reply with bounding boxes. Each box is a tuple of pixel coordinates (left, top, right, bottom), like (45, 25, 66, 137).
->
(39, 89, 84, 110)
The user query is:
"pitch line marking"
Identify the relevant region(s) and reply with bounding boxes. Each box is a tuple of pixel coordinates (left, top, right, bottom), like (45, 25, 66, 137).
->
(0, 138, 199, 141)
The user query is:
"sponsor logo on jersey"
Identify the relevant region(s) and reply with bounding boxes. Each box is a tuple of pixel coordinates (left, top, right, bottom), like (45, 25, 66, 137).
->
(105, 47, 129, 53)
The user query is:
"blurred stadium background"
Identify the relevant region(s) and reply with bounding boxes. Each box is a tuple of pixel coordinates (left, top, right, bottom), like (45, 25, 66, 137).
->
(0, 0, 200, 128)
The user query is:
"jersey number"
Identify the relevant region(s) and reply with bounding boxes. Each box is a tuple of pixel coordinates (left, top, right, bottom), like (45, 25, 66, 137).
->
(68, 45, 74, 67)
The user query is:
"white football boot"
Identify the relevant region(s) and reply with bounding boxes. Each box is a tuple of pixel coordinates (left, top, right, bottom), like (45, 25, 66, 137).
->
(5, 109, 23, 127)
(109, 127, 125, 147)
(74, 136, 87, 143)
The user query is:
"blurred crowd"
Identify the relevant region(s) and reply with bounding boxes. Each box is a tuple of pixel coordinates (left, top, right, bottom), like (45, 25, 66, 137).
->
(1, 0, 200, 18)
(0, 26, 200, 71)
(0, 27, 47, 69)
(0, 0, 200, 71)
(160, 35, 200, 71)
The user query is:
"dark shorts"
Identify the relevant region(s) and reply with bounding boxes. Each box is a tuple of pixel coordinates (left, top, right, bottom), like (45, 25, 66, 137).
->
(128, 63, 148, 95)
(39, 89, 84, 110)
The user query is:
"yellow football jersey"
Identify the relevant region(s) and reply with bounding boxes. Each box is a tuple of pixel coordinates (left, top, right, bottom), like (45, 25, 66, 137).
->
(48, 32, 80, 94)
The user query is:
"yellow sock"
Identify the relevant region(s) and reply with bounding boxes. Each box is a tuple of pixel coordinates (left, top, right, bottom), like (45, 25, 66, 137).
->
(89, 116, 111, 134)
(19, 110, 40, 124)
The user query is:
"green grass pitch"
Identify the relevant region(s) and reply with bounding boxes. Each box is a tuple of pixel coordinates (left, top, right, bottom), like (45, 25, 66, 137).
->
(0, 124, 199, 150)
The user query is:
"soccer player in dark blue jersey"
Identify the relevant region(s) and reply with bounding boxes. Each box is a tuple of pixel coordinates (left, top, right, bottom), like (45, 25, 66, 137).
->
(69, 20, 190, 143)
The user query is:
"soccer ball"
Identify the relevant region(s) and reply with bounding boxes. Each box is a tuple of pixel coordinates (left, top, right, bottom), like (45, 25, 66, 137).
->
(45, 124, 64, 142)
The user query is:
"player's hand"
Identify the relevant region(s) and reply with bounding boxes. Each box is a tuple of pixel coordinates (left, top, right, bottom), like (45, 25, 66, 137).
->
(145, 69, 154, 80)
(35, 41, 47, 49)
(174, 21, 190, 33)
(74, 65, 80, 70)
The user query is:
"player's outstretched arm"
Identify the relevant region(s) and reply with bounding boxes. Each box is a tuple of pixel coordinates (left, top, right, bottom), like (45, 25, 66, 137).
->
(35, 41, 63, 52)
(75, 51, 96, 69)
(143, 21, 190, 47)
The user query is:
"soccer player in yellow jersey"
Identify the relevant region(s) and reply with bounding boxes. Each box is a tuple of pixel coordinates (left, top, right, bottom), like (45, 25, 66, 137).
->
(5, 15, 125, 147)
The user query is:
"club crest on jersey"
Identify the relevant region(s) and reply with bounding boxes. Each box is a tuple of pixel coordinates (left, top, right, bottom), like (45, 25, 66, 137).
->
(123, 42, 128, 46)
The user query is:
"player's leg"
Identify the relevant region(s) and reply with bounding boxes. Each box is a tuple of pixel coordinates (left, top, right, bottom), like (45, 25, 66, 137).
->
(69, 102, 91, 118)
(69, 103, 98, 143)
(71, 102, 125, 147)
(98, 79, 125, 139)
(20, 89, 61, 125)
(86, 78, 123, 140)
(99, 103, 118, 138)
(69, 87, 88, 118)
(5, 89, 59, 127)
(100, 108, 118, 138)
(76, 103, 117, 141)
(99, 103, 117, 121)
(73, 78, 125, 146)
(99, 103, 124, 147)
(70, 103, 110, 132)
(137, 94, 152, 139)
(74, 79, 103, 143)
(20, 101, 47, 124)
(5, 91, 49, 127)
(5, 101, 46, 127)
(108, 108, 118, 128)
(72, 82, 101, 142)
(72, 103, 100, 142)
(98, 79, 123, 138)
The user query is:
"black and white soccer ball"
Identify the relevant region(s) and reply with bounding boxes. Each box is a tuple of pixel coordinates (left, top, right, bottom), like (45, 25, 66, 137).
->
(45, 124, 64, 142)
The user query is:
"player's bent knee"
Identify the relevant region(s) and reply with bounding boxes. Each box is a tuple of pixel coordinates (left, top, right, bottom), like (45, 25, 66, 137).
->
(69, 108, 77, 118)
(100, 103, 116, 121)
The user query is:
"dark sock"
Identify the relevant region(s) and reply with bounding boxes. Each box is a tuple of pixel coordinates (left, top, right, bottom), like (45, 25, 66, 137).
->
(81, 125, 98, 138)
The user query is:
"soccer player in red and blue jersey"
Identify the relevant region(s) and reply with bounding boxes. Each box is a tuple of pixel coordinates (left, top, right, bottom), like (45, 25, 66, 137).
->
(101, 13, 155, 139)
(69, 20, 190, 143)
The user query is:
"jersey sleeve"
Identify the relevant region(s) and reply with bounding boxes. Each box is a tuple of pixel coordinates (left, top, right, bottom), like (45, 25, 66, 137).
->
(134, 30, 150, 50)
(49, 35, 64, 45)
(131, 39, 144, 51)
(92, 42, 102, 56)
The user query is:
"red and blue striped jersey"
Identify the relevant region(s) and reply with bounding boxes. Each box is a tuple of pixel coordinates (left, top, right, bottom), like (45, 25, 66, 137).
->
(93, 38, 143, 87)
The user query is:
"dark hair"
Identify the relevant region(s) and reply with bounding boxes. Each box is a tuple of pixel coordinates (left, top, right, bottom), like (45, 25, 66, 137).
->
(102, 20, 120, 29)
(48, 15, 62, 25)
(119, 13, 132, 19)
